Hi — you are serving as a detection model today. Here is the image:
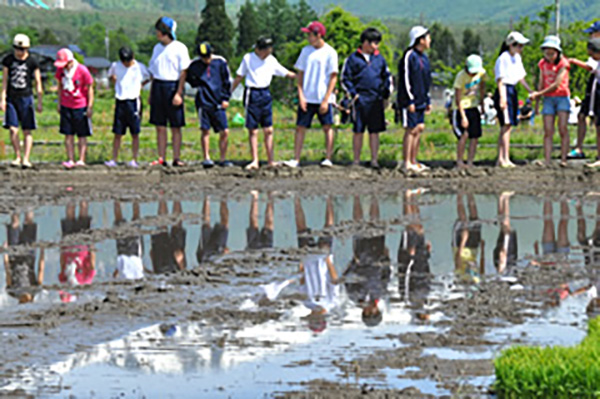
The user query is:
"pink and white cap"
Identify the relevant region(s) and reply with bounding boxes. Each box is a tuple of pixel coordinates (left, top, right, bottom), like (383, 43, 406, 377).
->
(54, 48, 74, 68)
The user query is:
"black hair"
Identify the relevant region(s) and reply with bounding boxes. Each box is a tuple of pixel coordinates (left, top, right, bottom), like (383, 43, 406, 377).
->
(119, 46, 134, 62)
(411, 32, 430, 49)
(362, 307, 383, 327)
(155, 18, 174, 40)
(542, 46, 562, 65)
(256, 36, 274, 50)
(360, 27, 382, 44)
(498, 41, 510, 57)
(588, 38, 600, 54)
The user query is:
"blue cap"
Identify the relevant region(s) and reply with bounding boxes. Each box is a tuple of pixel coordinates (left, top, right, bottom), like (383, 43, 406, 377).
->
(583, 21, 600, 34)
(158, 16, 177, 41)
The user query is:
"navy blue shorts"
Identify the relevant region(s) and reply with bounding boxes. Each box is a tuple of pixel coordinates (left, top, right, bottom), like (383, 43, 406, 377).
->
(296, 103, 334, 128)
(494, 84, 519, 127)
(353, 99, 385, 134)
(4, 96, 36, 130)
(198, 106, 228, 133)
(452, 108, 482, 139)
(401, 107, 426, 129)
(150, 80, 185, 128)
(245, 88, 273, 129)
(60, 106, 92, 137)
(113, 98, 142, 135)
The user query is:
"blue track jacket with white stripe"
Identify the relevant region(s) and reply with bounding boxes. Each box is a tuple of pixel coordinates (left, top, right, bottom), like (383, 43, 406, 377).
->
(397, 48, 431, 110)
(341, 48, 392, 102)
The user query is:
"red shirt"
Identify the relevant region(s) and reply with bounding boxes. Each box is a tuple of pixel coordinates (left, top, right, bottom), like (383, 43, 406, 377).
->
(538, 57, 570, 97)
(55, 63, 93, 109)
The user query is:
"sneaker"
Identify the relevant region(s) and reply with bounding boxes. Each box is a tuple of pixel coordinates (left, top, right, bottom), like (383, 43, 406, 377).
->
(150, 158, 167, 167)
(283, 159, 299, 168)
(202, 159, 215, 169)
(172, 159, 186, 167)
(104, 160, 118, 168)
(10, 159, 21, 167)
(416, 162, 430, 171)
(586, 160, 600, 168)
(21, 160, 33, 169)
(567, 149, 585, 159)
(128, 160, 139, 168)
(320, 159, 333, 168)
(219, 160, 234, 168)
(75, 160, 86, 167)
(62, 160, 75, 169)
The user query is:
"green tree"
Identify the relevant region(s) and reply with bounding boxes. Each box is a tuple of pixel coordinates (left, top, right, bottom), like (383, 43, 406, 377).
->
(429, 22, 459, 68)
(108, 28, 134, 61)
(461, 28, 481, 58)
(39, 28, 60, 45)
(289, 0, 318, 42)
(79, 22, 107, 57)
(236, 0, 262, 56)
(265, 0, 294, 52)
(197, 0, 234, 60)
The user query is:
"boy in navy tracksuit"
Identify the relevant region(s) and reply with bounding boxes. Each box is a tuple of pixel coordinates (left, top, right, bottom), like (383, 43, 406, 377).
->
(186, 42, 232, 168)
(397, 26, 432, 172)
(341, 28, 392, 168)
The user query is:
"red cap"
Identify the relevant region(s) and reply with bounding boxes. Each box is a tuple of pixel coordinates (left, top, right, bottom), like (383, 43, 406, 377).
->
(54, 48, 74, 68)
(301, 21, 326, 37)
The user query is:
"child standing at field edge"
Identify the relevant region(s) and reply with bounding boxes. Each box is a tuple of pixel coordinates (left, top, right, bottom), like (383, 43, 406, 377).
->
(55, 48, 94, 169)
(452, 54, 486, 169)
(530, 35, 571, 166)
(105, 47, 150, 168)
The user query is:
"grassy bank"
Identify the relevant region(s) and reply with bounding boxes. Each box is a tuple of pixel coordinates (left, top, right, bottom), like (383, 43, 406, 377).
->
(494, 317, 600, 399)
(0, 91, 593, 165)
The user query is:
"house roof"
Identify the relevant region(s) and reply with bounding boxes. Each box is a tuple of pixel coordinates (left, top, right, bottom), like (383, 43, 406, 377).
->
(84, 57, 111, 69)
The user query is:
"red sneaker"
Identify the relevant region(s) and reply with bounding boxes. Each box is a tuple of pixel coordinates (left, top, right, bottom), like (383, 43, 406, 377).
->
(150, 158, 167, 167)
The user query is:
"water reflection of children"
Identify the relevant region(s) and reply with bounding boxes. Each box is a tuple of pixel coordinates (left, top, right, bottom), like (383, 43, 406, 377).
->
(4, 212, 44, 303)
(343, 196, 390, 327)
(59, 201, 96, 286)
(295, 195, 334, 250)
(246, 191, 274, 250)
(534, 200, 570, 263)
(576, 200, 600, 267)
(150, 200, 187, 274)
(398, 190, 431, 305)
(452, 193, 485, 282)
(493, 192, 517, 273)
(196, 196, 229, 264)
(112, 201, 145, 280)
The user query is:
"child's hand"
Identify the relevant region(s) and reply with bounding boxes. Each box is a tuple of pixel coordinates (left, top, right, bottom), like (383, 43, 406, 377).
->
(172, 92, 183, 106)
(408, 104, 416, 113)
(221, 101, 229, 109)
(319, 100, 329, 115)
(500, 97, 507, 110)
(425, 104, 432, 114)
(86, 108, 93, 118)
(461, 116, 469, 129)
(36, 101, 43, 113)
(0, 99, 5, 112)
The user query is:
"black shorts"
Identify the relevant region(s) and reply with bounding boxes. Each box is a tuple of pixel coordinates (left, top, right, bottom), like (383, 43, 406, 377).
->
(452, 108, 482, 139)
(494, 84, 519, 127)
(353, 99, 386, 134)
(150, 80, 185, 128)
(247, 226, 274, 250)
(61, 216, 92, 236)
(3, 96, 36, 130)
(60, 106, 92, 137)
(113, 98, 142, 135)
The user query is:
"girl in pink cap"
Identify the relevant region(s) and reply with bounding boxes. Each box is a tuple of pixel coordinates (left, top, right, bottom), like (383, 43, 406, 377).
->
(54, 48, 94, 169)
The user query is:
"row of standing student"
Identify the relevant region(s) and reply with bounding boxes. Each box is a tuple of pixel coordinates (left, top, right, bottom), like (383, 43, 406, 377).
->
(4, 17, 600, 170)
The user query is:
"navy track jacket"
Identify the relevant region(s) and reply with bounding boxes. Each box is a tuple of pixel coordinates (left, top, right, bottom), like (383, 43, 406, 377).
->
(397, 48, 431, 109)
(186, 56, 231, 110)
(341, 49, 392, 102)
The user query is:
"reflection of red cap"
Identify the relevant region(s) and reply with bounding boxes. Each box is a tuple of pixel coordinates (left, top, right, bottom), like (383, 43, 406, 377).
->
(301, 21, 326, 37)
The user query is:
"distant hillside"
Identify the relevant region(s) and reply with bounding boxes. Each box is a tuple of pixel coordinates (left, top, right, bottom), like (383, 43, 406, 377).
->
(7, 0, 596, 24)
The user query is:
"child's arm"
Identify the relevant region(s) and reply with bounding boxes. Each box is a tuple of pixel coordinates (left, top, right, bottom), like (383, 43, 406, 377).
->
(454, 87, 467, 128)
(321, 73, 337, 115)
(86, 83, 94, 118)
(37, 248, 45, 286)
(534, 69, 543, 115)
(0, 66, 7, 112)
(231, 74, 243, 93)
(4, 243, 11, 288)
(532, 67, 568, 99)
(569, 58, 593, 71)
(174, 70, 187, 107)
(519, 78, 533, 94)
(479, 79, 486, 111)
(479, 240, 485, 277)
(34, 67, 43, 113)
(220, 63, 232, 108)
(326, 255, 339, 284)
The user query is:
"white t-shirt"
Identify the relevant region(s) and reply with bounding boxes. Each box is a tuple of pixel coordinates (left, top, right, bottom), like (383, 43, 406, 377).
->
(108, 61, 150, 100)
(236, 52, 290, 88)
(117, 255, 144, 280)
(494, 51, 526, 86)
(587, 57, 599, 71)
(301, 254, 340, 313)
(295, 43, 339, 104)
(149, 41, 191, 81)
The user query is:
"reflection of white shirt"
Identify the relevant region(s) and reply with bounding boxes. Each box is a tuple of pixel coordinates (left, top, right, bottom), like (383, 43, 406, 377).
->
(109, 61, 150, 100)
(494, 51, 526, 86)
(236, 53, 289, 88)
(117, 255, 144, 280)
(295, 43, 339, 104)
(301, 254, 339, 313)
(587, 57, 598, 71)
(149, 41, 191, 81)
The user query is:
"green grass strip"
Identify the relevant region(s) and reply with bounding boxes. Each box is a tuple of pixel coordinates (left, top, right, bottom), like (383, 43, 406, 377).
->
(494, 317, 600, 399)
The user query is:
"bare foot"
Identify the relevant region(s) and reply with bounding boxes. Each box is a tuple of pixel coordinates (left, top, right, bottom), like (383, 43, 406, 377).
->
(245, 161, 259, 170)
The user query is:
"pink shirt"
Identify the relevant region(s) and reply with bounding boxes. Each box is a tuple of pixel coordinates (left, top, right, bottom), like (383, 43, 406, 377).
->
(55, 64, 94, 109)
(538, 57, 570, 97)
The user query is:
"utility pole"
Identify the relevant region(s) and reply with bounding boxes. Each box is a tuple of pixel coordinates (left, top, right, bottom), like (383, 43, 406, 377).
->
(105, 27, 110, 60)
(555, 0, 560, 35)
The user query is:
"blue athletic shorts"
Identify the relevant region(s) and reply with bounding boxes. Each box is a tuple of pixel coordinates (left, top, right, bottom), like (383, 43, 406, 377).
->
(60, 106, 92, 137)
(542, 96, 570, 115)
(494, 84, 519, 127)
(149, 80, 185, 128)
(401, 106, 425, 129)
(113, 98, 142, 135)
(4, 96, 36, 130)
(296, 103, 334, 128)
(245, 88, 273, 129)
(353, 98, 385, 134)
(198, 107, 228, 133)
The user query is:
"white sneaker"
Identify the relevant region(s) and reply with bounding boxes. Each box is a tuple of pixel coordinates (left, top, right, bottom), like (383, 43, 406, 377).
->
(283, 159, 299, 168)
(320, 159, 333, 168)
